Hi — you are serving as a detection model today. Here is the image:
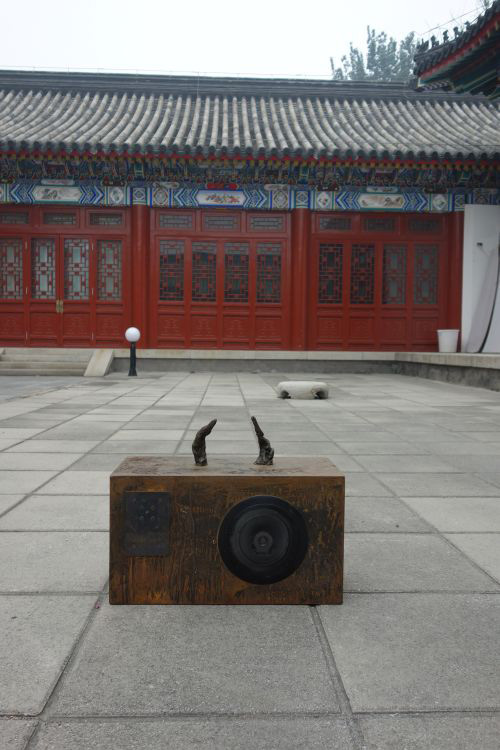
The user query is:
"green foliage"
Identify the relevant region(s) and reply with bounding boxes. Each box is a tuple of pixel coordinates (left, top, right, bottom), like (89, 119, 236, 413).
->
(330, 27, 417, 82)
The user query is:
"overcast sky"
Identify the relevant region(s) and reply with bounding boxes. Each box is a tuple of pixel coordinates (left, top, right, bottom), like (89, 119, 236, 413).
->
(0, 0, 486, 78)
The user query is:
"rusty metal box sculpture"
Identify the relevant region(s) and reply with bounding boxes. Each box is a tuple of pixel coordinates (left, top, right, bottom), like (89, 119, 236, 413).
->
(109, 420, 344, 605)
(109, 457, 343, 605)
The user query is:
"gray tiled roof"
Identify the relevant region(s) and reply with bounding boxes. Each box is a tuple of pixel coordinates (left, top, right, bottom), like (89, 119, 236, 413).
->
(0, 71, 498, 160)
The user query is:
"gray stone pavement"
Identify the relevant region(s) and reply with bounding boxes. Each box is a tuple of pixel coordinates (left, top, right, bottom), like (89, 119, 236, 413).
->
(0, 371, 499, 749)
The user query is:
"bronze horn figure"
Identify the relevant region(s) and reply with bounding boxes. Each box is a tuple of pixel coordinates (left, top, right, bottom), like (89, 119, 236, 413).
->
(251, 416, 274, 465)
(192, 419, 217, 466)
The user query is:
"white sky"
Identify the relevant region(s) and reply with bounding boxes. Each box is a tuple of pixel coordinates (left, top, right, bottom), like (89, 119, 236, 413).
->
(0, 0, 487, 78)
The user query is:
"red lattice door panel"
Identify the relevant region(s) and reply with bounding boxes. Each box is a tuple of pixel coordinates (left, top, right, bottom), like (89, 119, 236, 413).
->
(0, 237, 26, 343)
(309, 212, 453, 351)
(150, 209, 290, 349)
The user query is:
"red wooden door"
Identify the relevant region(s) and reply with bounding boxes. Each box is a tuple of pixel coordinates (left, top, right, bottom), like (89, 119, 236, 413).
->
(27, 235, 61, 345)
(309, 212, 453, 350)
(150, 209, 290, 349)
(0, 234, 27, 345)
(0, 207, 131, 347)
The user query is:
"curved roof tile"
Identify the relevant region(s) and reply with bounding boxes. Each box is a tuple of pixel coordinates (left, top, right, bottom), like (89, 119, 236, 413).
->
(0, 70, 498, 159)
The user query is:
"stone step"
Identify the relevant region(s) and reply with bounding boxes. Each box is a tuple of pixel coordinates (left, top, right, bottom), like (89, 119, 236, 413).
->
(0, 367, 85, 376)
(1, 356, 89, 364)
(1, 349, 91, 362)
(0, 360, 85, 370)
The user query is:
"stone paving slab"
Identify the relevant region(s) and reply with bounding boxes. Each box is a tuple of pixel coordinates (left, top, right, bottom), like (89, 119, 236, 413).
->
(51, 604, 339, 716)
(319, 594, 500, 711)
(445, 534, 500, 582)
(0, 532, 108, 591)
(0, 453, 82, 471)
(403, 497, 500, 532)
(0, 494, 25, 516)
(0, 719, 36, 749)
(0, 471, 58, 494)
(6, 440, 101, 453)
(36, 471, 110, 495)
(0, 595, 95, 714)
(357, 713, 500, 750)
(345, 496, 432, 532)
(376, 472, 500, 497)
(30, 718, 354, 750)
(355, 454, 457, 473)
(344, 534, 499, 592)
(0, 496, 108, 531)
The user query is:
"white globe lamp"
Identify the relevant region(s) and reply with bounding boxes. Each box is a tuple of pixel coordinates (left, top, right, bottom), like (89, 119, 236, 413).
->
(125, 327, 141, 376)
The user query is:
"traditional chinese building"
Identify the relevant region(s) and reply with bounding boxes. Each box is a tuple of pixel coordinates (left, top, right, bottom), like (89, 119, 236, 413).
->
(414, 0, 500, 100)
(0, 70, 498, 351)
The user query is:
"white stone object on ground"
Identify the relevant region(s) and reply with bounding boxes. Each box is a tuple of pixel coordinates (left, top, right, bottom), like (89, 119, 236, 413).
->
(277, 381, 329, 399)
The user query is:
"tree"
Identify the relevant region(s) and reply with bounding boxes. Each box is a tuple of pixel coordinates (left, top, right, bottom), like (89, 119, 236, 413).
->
(330, 27, 417, 82)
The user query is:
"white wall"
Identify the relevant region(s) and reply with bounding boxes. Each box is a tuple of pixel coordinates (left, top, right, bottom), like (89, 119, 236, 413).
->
(461, 204, 500, 352)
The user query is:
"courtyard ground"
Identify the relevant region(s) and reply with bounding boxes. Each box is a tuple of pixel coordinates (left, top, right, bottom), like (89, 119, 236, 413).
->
(0, 371, 499, 749)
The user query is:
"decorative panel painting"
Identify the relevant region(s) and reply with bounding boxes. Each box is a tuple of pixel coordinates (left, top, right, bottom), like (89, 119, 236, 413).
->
(64, 238, 89, 300)
(382, 245, 407, 305)
(319, 243, 343, 304)
(350, 244, 375, 304)
(414, 245, 439, 305)
(224, 243, 249, 302)
(97, 240, 122, 301)
(31, 238, 56, 299)
(0, 238, 23, 299)
(192, 241, 217, 302)
(159, 240, 184, 301)
(257, 243, 281, 303)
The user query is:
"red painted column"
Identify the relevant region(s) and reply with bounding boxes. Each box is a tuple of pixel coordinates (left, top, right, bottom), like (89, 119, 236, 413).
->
(290, 208, 311, 350)
(130, 204, 150, 348)
(447, 211, 464, 332)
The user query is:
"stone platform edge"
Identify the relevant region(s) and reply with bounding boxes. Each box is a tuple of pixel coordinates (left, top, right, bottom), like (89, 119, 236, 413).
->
(107, 349, 500, 368)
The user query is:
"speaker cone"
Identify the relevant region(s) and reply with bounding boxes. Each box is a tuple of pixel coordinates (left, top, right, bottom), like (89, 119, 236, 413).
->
(218, 495, 308, 584)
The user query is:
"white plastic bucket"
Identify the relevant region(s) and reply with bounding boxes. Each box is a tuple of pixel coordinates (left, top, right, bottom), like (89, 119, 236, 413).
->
(437, 329, 460, 353)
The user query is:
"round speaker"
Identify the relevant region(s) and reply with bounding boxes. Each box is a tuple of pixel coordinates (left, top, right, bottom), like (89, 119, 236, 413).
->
(218, 495, 308, 585)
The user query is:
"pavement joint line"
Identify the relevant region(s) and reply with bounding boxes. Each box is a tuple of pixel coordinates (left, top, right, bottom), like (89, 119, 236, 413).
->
(172, 373, 217, 456)
(0, 372, 191, 522)
(25, 710, 345, 723)
(3, 707, 500, 720)
(309, 606, 366, 750)
(23, 585, 109, 748)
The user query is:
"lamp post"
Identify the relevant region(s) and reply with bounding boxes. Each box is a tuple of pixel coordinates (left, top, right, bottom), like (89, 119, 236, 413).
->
(125, 327, 141, 377)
